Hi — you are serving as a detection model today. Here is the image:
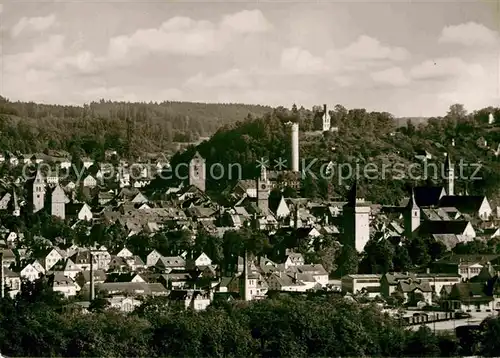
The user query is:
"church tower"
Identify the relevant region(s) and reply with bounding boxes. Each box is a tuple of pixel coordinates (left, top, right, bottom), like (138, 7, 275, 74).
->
(189, 151, 206, 192)
(444, 153, 454, 196)
(404, 188, 420, 237)
(342, 181, 371, 252)
(32, 168, 46, 213)
(256, 165, 270, 213)
(322, 104, 330, 132)
(51, 185, 70, 220)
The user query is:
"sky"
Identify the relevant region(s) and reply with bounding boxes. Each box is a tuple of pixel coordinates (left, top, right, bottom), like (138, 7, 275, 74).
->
(0, 0, 499, 117)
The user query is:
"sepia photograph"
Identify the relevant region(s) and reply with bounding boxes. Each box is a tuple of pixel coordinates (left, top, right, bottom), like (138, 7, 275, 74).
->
(0, 0, 500, 356)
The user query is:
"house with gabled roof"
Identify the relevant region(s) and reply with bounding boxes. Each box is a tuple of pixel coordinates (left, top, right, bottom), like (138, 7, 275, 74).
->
(438, 195, 492, 220)
(20, 260, 45, 281)
(146, 249, 162, 267)
(131, 192, 148, 204)
(44, 247, 67, 271)
(66, 203, 93, 221)
(49, 258, 82, 279)
(3, 268, 21, 298)
(48, 273, 79, 298)
(282, 252, 305, 269)
(444, 282, 494, 312)
(395, 277, 433, 304)
(168, 289, 212, 311)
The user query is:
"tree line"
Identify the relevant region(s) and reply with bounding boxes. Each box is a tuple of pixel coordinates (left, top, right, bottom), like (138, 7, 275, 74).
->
(2, 279, 500, 357)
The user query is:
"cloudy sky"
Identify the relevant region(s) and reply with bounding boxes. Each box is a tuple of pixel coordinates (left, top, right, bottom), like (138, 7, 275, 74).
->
(0, 0, 499, 117)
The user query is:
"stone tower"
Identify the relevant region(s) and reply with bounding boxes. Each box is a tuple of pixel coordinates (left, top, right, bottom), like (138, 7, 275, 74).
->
(291, 123, 299, 172)
(51, 185, 70, 220)
(32, 168, 46, 213)
(256, 165, 270, 213)
(189, 151, 206, 192)
(342, 181, 371, 252)
(444, 153, 454, 196)
(322, 104, 330, 132)
(404, 188, 420, 237)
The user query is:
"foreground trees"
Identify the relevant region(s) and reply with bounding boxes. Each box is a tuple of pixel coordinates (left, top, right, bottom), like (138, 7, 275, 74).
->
(1, 286, 498, 357)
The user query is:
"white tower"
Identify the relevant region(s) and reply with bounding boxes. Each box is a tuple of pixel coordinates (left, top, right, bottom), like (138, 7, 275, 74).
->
(404, 188, 420, 237)
(51, 185, 69, 220)
(445, 153, 454, 196)
(32, 168, 46, 213)
(189, 151, 206, 192)
(489, 113, 495, 124)
(342, 182, 371, 252)
(291, 123, 299, 172)
(322, 104, 330, 132)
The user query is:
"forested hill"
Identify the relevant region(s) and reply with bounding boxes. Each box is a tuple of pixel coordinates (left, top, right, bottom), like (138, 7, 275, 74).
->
(165, 104, 500, 205)
(0, 96, 272, 155)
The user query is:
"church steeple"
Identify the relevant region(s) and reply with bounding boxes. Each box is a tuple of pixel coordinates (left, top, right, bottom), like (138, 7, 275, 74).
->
(404, 188, 420, 237)
(260, 164, 267, 182)
(256, 164, 270, 213)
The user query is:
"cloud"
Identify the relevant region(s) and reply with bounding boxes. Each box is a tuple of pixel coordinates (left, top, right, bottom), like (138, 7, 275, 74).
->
(220, 9, 272, 33)
(11, 14, 57, 37)
(410, 57, 484, 81)
(4, 34, 65, 73)
(439, 22, 499, 46)
(280, 47, 330, 74)
(340, 35, 410, 62)
(370, 66, 410, 87)
(184, 69, 253, 89)
(104, 9, 270, 65)
(280, 36, 410, 75)
(0, 4, 3, 14)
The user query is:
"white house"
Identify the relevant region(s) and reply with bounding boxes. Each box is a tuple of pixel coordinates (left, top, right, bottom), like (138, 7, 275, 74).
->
(283, 253, 305, 269)
(59, 159, 72, 170)
(341, 274, 382, 295)
(65, 181, 76, 191)
(146, 249, 162, 267)
(275, 197, 291, 218)
(50, 274, 79, 298)
(20, 261, 45, 281)
(82, 175, 97, 188)
(82, 158, 93, 169)
(107, 296, 142, 312)
(194, 252, 212, 267)
(45, 247, 66, 271)
(77, 203, 93, 221)
(46, 176, 59, 185)
(4, 269, 21, 298)
(116, 247, 134, 258)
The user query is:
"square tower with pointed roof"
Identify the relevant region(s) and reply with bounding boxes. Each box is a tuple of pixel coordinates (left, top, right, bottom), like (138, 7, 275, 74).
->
(189, 151, 206, 192)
